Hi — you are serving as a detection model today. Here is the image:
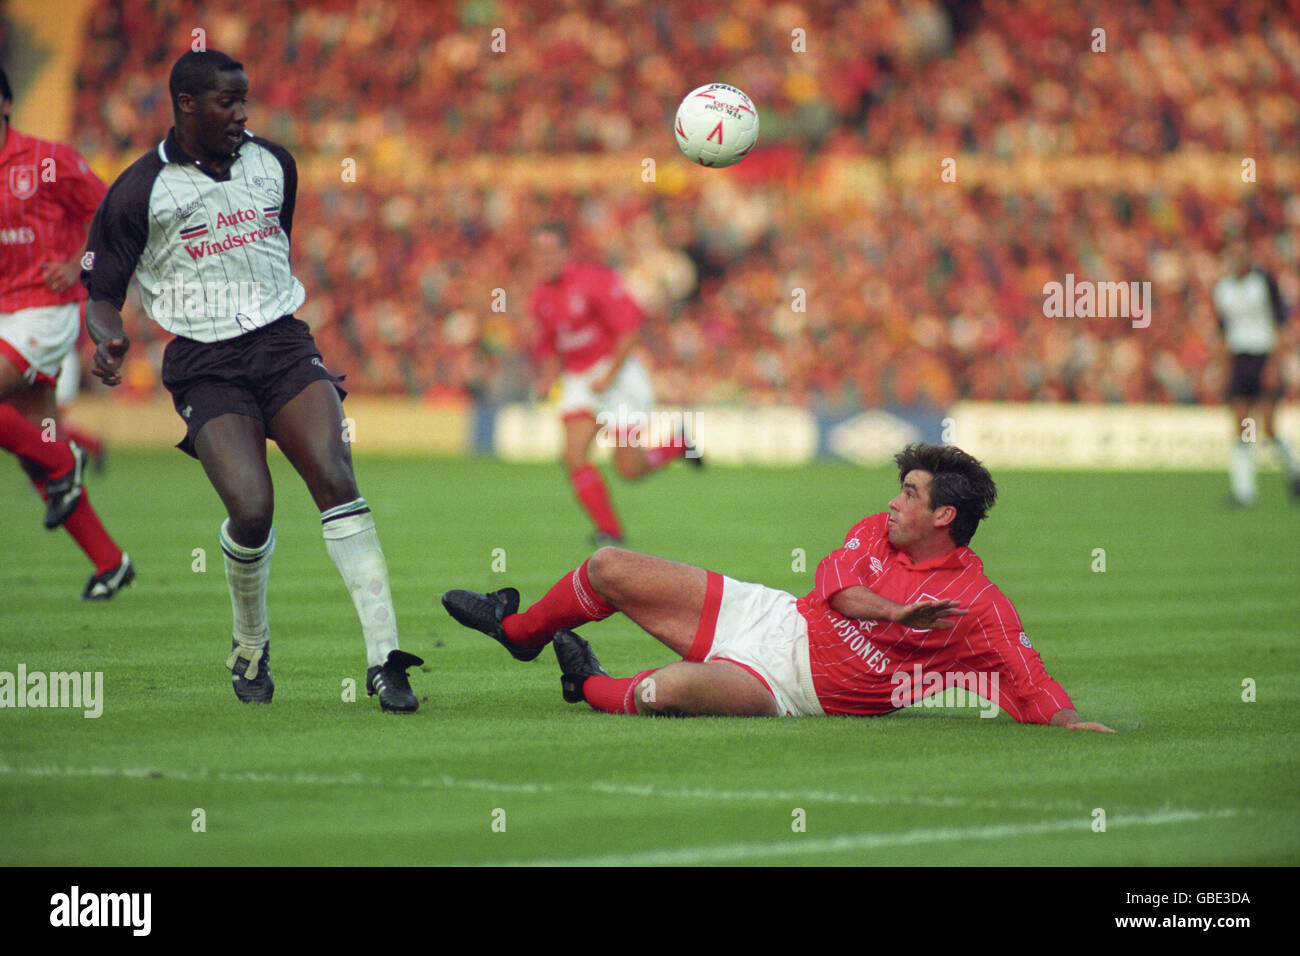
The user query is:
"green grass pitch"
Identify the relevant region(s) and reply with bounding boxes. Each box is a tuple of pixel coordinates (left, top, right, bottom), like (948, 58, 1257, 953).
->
(2, 449, 1297, 866)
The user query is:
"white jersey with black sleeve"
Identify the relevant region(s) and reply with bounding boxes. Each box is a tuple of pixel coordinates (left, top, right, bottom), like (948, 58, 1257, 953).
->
(1212, 268, 1285, 356)
(80, 129, 306, 342)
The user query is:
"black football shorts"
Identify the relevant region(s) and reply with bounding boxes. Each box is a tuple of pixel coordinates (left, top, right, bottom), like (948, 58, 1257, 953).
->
(160, 316, 346, 458)
(1226, 353, 1277, 401)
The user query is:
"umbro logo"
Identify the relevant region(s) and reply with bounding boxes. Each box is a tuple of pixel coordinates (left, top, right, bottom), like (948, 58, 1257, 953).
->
(181, 405, 193, 419)
(311, 358, 325, 369)
(869, 557, 884, 576)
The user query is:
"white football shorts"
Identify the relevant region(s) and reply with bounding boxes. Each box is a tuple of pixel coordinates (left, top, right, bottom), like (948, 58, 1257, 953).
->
(703, 576, 825, 718)
(559, 354, 654, 420)
(0, 303, 80, 387)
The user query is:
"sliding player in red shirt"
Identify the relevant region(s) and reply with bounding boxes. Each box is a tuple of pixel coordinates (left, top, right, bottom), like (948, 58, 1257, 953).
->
(0, 67, 133, 599)
(529, 222, 698, 546)
(444, 442, 1113, 731)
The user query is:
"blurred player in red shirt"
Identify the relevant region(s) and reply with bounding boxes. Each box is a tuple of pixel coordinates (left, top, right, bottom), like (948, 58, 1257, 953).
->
(528, 222, 698, 545)
(0, 67, 133, 599)
(444, 442, 1113, 731)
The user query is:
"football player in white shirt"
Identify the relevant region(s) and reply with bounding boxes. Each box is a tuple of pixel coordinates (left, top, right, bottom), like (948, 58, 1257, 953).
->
(1211, 241, 1298, 506)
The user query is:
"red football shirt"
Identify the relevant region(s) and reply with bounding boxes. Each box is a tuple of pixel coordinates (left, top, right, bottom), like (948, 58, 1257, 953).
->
(798, 513, 1075, 722)
(529, 261, 642, 373)
(0, 127, 107, 313)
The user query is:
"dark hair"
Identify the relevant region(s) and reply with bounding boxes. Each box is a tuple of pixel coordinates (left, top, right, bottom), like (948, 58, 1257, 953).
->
(1, 66, 12, 103)
(169, 50, 244, 112)
(894, 442, 997, 546)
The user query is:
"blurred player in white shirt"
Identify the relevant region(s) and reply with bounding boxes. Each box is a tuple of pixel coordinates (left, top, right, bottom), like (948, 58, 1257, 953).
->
(1212, 241, 1298, 506)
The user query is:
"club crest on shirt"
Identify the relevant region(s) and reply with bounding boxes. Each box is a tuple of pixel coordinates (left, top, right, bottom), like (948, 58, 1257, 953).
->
(250, 176, 281, 200)
(1019, 632, 1032, 648)
(844, 537, 860, 550)
(8, 166, 38, 200)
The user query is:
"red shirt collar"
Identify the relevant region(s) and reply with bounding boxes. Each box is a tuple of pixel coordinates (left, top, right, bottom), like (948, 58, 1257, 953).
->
(891, 539, 978, 573)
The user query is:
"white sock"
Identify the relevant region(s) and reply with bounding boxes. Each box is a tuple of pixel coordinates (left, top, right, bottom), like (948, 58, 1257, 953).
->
(321, 498, 399, 668)
(1230, 442, 1256, 506)
(220, 520, 274, 648)
(1273, 435, 1299, 481)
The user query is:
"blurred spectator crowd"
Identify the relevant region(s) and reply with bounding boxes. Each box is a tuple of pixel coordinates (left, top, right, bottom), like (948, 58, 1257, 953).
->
(63, 0, 1300, 407)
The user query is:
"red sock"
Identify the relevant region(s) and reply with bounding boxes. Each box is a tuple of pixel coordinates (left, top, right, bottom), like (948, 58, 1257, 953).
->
(583, 669, 657, 715)
(0, 403, 73, 476)
(29, 475, 123, 574)
(569, 464, 622, 538)
(62, 492, 124, 574)
(643, 441, 687, 471)
(60, 423, 104, 461)
(503, 559, 615, 648)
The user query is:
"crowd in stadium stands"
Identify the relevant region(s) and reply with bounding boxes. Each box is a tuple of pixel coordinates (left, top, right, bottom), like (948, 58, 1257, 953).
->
(64, 0, 1299, 407)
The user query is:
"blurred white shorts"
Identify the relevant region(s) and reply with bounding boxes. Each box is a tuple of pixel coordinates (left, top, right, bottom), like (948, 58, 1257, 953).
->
(691, 573, 825, 718)
(0, 303, 79, 387)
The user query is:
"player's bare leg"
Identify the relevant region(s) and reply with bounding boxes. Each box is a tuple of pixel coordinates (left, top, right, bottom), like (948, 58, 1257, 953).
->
(1255, 393, 1300, 495)
(459, 546, 706, 658)
(267, 380, 419, 710)
(446, 546, 779, 717)
(563, 411, 622, 541)
(583, 547, 707, 654)
(630, 660, 778, 717)
(195, 412, 274, 546)
(194, 412, 278, 701)
(562, 411, 600, 473)
(611, 429, 694, 481)
(613, 442, 650, 479)
(583, 549, 776, 716)
(267, 379, 358, 510)
(0, 354, 24, 398)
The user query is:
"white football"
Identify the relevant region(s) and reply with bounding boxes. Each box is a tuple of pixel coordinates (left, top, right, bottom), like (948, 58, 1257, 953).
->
(673, 83, 759, 168)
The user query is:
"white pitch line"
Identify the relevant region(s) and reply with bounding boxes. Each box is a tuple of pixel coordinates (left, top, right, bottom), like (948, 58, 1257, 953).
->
(0, 759, 1075, 811)
(484, 808, 1242, 867)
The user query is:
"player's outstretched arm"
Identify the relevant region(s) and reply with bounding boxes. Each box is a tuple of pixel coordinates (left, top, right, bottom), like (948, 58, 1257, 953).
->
(831, 586, 968, 629)
(1049, 707, 1116, 733)
(85, 300, 131, 388)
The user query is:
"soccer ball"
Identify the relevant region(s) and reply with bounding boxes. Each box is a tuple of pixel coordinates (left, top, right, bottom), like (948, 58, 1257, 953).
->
(673, 83, 759, 168)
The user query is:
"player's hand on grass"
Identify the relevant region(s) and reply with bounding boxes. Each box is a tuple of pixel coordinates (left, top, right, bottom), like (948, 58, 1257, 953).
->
(92, 336, 131, 387)
(1066, 720, 1117, 733)
(892, 599, 967, 630)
